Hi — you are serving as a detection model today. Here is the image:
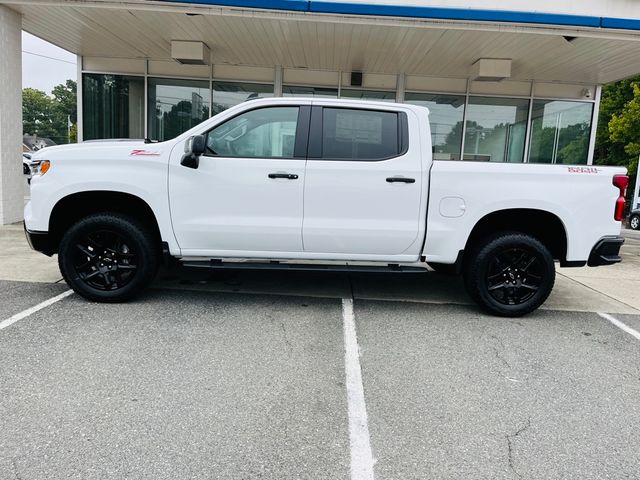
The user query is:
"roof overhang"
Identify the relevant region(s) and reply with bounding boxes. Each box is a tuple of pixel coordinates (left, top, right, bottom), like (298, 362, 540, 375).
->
(5, 0, 640, 84)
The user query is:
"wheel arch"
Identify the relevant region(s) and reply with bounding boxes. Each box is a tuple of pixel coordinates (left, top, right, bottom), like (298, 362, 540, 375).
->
(48, 191, 163, 254)
(464, 208, 569, 265)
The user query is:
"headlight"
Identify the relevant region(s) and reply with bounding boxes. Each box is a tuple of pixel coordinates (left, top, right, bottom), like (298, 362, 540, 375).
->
(31, 160, 50, 176)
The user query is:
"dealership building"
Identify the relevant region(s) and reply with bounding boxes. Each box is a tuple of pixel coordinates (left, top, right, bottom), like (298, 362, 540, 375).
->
(2, 0, 640, 224)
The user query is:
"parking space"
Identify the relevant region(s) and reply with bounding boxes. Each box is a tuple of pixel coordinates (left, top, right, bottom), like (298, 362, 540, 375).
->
(355, 301, 640, 480)
(2, 224, 640, 479)
(1, 277, 640, 479)
(0, 287, 350, 479)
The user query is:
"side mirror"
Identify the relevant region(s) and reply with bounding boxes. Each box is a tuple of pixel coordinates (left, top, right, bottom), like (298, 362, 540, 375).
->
(181, 134, 206, 169)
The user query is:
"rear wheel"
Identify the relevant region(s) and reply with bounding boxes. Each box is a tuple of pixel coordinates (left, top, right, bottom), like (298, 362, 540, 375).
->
(463, 232, 555, 317)
(58, 213, 159, 302)
(630, 214, 640, 230)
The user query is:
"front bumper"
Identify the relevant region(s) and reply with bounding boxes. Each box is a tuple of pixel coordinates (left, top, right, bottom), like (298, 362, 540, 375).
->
(24, 222, 54, 256)
(588, 236, 624, 267)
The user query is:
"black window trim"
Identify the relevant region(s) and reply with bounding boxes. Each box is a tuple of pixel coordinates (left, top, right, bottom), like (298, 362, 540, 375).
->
(307, 106, 409, 162)
(201, 104, 311, 160)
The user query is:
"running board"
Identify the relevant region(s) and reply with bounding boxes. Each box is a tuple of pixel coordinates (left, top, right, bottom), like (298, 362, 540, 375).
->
(181, 260, 427, 273)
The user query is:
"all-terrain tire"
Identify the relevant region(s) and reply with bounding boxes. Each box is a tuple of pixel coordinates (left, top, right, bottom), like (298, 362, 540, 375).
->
(463, 232, 555, 317)
(58, 213, 160, 302)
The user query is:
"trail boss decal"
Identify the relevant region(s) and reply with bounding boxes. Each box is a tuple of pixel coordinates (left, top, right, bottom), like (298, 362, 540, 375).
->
(130, 149, 161, 156)
(567, 166, 600, 174)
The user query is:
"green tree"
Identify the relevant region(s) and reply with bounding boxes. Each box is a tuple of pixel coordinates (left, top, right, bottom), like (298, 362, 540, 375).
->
(594, 77, 640, 173)
(609, 82, 640, 161)
(22, 80, 77, 145)
(52, 79, 77, 124)
(22, 88, 57, 139)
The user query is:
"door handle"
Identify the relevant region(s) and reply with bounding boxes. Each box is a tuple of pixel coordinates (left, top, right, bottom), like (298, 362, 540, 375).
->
(268, 173, 299, 180)
(386, 177, 415, 183)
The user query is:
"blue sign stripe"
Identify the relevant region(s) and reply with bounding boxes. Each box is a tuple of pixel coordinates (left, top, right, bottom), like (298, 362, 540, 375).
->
(157, 0, 640, 31)
(310, 2, 601, 28)
(600, 16, 640, 30)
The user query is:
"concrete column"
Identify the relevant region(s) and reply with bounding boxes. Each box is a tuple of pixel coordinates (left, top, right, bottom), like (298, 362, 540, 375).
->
(0, 5, 23, 225)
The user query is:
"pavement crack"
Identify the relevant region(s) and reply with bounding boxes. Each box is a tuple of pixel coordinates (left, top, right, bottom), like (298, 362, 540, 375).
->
(506, 418, 531, 479)
(280, 321, 293, 356)
(11, 458, 24, 480)
(490, 335, 511, 370)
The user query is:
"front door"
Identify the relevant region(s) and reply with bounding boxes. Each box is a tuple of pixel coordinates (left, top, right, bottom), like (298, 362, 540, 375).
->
(169, 104, 310, 255)
(302, 105, 423, 256)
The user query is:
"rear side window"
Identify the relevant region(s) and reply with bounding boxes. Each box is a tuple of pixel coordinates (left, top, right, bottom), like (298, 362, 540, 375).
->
(320, 108, 403, 160)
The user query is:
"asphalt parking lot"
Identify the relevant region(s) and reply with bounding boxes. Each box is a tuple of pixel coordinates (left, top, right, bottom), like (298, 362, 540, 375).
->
(2, 225, 640, 479)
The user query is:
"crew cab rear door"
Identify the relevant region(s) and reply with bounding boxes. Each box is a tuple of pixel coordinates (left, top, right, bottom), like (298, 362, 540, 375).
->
(302, 104, 423, 255)
(168, 103, 310, 254)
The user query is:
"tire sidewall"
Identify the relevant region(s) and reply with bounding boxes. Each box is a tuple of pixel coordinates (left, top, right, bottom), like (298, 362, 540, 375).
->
(466, 234, 555, 317)
(59, 214, 158, 302)
(631, 215, 640, 230)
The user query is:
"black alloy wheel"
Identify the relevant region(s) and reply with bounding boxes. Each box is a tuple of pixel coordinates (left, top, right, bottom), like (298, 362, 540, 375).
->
(59, 213, 159, 302)
(464, 232, 555, 317)
(72, 229, 138, 291)
(485, 247, 543, 306)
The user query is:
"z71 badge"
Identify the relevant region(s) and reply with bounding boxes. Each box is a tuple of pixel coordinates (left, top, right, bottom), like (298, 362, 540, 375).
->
(129, 149, 161, 156)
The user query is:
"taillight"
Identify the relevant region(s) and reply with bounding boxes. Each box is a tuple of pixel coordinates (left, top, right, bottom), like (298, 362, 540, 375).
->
(613, 174, 629, 221)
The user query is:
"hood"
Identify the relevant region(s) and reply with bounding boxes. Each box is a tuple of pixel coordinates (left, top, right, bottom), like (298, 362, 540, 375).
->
(29, 139, 164, 161)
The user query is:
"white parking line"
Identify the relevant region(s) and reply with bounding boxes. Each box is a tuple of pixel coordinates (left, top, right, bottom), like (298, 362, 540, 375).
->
(342, 298, 375, 480)
(598, 312, 640, 341)
(0, 290, 73, 331)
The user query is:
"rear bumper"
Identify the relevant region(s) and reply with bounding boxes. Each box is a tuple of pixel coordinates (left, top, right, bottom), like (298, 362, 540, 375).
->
(588, 236, 624, 267)
(24, 222, 54, 256)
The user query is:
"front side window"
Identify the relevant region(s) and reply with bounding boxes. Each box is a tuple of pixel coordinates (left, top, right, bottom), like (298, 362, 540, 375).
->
(321, 108, 400, 160)
(205, 107, 299, 158)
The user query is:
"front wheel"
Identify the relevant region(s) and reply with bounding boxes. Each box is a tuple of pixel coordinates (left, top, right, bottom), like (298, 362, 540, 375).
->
(463, 233, 555, 317)
(630, 214, 640, 230)
(58, 213, 160, 302)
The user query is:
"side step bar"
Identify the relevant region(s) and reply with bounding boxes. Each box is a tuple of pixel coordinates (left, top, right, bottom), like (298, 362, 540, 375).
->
(181, 260, 428, 274)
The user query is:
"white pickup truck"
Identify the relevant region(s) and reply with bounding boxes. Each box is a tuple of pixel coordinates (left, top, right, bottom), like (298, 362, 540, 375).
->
(24, 98, 627, 316)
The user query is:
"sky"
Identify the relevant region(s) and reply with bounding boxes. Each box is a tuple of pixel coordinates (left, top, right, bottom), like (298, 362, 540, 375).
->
(22, 32, 77, 94)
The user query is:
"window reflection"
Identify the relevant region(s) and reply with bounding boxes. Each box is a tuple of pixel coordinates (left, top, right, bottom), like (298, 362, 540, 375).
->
(148, 78, 210, 141)
(212, 81, 274, 115)
(528, 100, 593, 164)
(340, 89, 396, 102)
(464, 97, 529, 162)
(83, 74, 144, 140)
(283, 86, 338, 98)
(405, 93, 465, 160)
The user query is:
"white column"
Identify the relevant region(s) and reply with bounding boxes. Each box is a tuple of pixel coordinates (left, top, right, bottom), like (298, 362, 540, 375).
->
(586, 85, 602, 166)
(0, 5, 23, 224)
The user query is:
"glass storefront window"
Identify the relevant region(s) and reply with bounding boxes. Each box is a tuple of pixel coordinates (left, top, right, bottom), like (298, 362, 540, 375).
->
(464, 96, 529, 162)
(83, 74, 144, 140)
(528, 100, 593, 164)
(340, 89, 396, 102)
(148, 78, 210, 142)
(283, 86, 338, 98)
(212, 81, 274, 115)
(405, 93, 465, 160)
